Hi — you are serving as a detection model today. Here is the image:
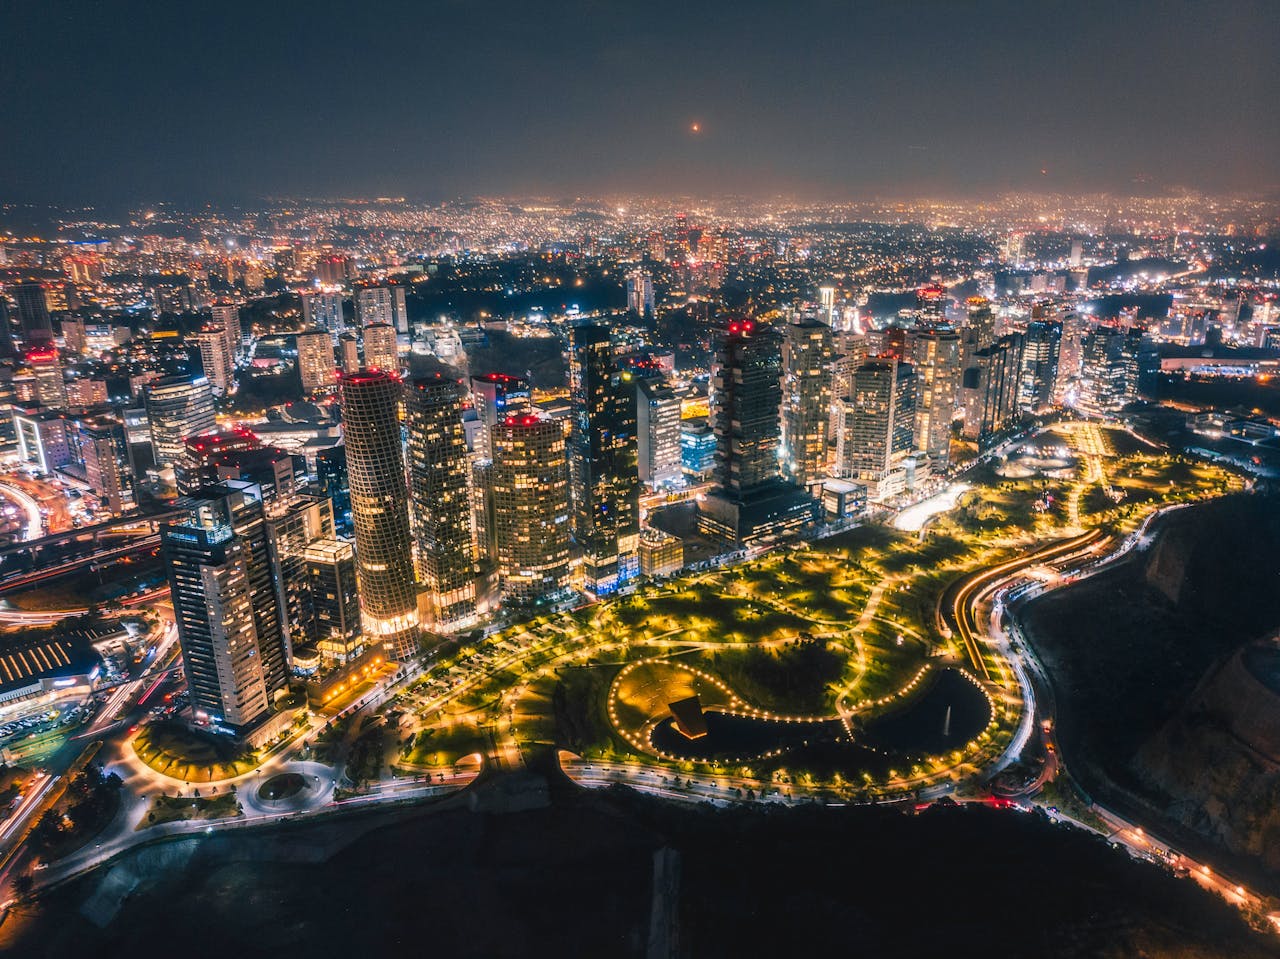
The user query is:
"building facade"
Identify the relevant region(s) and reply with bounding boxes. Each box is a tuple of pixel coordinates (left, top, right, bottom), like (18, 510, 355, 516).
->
(340, 370, 420, 660)
(568, 323, 640, 595)
(491, 413, 570, 606)
(406, 374, 477, 630)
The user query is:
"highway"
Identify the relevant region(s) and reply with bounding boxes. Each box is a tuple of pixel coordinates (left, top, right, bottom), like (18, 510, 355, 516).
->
(0, 480, 44, 541)
(0, 535, 160, 596)
(938, 528, 1107, 679)
(951, 507, 1277, 926)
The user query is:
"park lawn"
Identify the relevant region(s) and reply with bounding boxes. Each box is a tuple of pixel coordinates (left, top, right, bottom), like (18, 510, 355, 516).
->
(132, 722, 257, 783)
(690, 639, 845, 715)
(139, 792, 241, 830)
(611, 658, 740, 732)
(401, 722, 487, 768)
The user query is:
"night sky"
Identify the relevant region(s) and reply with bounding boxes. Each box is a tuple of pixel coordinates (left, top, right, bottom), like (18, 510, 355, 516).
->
(2, 0, 1277, 203)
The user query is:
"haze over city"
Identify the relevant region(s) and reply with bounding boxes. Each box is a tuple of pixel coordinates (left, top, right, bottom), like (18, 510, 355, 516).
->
(3, 0, 1280, 203)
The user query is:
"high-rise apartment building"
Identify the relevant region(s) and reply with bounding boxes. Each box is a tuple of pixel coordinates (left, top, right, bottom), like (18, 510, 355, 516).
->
(1018, 318, 1062, 412)
(491, 412, 570, 606)
(196, 325, 235, 394)
(161, 481, 290, 733)
(406, 374, 476, 629)
(907, 325, 962, 467)
(78, 414, 136, 515)
(296, 328, 335, 394)
(145, 374, 217, 467)
(568, 323, 640, 595)
(362, 322, 399, 373)
(836, 359, 916, 499)
(780, 319, 834, 484)
(636, 377, 682, 489)
(960, 333, 1024, 448)
(210, 300, 242, 359)
(355, 284, 409, 333)
(340, 370, 419, 660)
(338, 332, 360, 374)
(26, 344, 67, 409)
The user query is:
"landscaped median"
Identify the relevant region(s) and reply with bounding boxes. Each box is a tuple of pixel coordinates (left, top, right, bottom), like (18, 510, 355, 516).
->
(138, 790, 242, 829)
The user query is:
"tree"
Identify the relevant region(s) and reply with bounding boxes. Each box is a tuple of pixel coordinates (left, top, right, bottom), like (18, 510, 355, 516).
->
(12, 874, 34, 899)
(33, 809, 64, 846)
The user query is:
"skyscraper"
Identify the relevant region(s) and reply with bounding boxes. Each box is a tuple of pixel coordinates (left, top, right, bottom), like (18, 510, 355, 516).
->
(636, 377, 682, 489)
(836, 359, 916, 499)
(698, 319, 820, 544)
(77, 414, 136, 516)
(780, 319, 834, 484)
(907, 325, 962, 468)
(296, 328, 335, 394)
(626, 270, 655, 317)
(12, 282, 53, 344)
(915, 285, 948, 327)
(1019, 318, 1062, 412)
(568, 323, 640, 595)
(196, 325, 234, 394)
(145, 374, 217, 467)
(470, 372, 531, 459)
(161, 481, 290, 733)
(26, 344, 67, 409)
(301, 291, 346, 337)
(1079, 326, 1131, 414)
(303, 538, 363, 666)
(210, 300, 242, 359)
(711, 319, 783, 496)
(960, 333, 1024, 448)
(340, 370, 419, 660)
(256, 492, 332, 674)
(355, 284, 409, 333)
(406, 374, 476, 629)
(818, 285, 837, 326)
(362, 322, 399, 372)
(964, 296, 996, 352)
(491, 412, 570, 606)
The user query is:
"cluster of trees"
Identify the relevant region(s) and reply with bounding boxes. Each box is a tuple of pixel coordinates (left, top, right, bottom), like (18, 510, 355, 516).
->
(32, 764, 123, 853)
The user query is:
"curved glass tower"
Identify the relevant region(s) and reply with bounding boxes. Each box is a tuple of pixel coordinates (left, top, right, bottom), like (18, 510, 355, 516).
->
(340, 369, 419, 660)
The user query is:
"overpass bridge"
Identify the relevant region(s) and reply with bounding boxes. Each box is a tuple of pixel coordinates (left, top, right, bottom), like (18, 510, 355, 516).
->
(0, 508, 187, 560)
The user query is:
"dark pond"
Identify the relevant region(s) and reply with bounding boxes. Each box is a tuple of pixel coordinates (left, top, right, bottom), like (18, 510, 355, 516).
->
(647, 668, 990, 762)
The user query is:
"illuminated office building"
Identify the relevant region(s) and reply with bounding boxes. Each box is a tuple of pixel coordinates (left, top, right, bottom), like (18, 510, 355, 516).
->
(780, 318, 833, 484)
(568, 323, 640, 595)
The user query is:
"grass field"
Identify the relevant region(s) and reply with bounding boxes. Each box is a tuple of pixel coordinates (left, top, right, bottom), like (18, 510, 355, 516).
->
(139, 791, 242, 829)
(132, 722, 257, 783)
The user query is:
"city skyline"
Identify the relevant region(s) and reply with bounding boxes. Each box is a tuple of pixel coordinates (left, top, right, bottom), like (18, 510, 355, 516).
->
(2, 4, 1280, 954)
